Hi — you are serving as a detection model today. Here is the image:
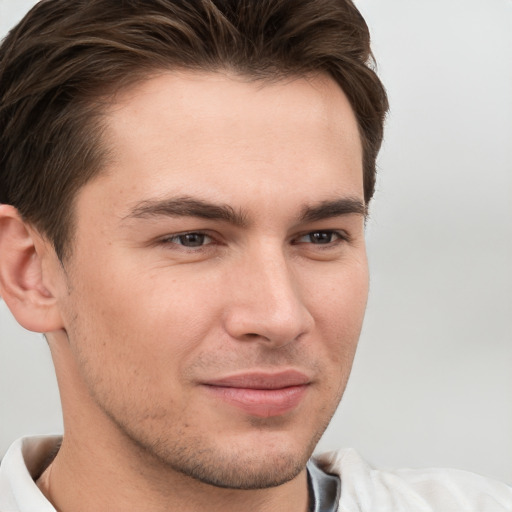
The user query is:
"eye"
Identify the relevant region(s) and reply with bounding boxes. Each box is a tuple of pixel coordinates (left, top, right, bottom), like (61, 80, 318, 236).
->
(163, 232, 213, 248)
(295, 230, 346, 245)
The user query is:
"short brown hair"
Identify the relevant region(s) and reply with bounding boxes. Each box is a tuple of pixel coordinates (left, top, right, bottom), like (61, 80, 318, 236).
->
(0, 0, 388, 260)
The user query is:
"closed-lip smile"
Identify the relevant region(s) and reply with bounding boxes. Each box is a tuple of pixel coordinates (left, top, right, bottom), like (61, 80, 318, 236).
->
(202, 370, 311, 418)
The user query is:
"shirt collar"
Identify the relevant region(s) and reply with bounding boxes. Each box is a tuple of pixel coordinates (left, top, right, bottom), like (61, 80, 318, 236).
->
(0, 436, 60, 512)
(307, 458, 341, 512)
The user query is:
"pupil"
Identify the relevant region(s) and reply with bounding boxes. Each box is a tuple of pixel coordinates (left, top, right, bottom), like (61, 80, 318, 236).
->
(312, 232, 331, 244)
(180, 233, 204, 247)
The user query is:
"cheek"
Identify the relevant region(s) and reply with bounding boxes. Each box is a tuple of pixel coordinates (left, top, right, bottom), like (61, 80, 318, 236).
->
(67, 263, 221, 381)
(309, 258, 369, 319)
(309, 262, 368, 362)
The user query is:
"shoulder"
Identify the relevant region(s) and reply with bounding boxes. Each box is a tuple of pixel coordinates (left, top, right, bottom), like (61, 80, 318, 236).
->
(313, 449, 512, 512)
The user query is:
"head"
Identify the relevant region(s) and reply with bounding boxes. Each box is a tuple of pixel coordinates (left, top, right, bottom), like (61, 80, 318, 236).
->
(0, 0, 387, 493)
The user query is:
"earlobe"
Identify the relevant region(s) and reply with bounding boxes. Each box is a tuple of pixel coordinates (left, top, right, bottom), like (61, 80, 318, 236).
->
(0, 205, 64, 333)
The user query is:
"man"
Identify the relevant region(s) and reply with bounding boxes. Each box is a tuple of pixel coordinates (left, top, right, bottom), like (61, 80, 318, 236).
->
(0, 1, 510, 511)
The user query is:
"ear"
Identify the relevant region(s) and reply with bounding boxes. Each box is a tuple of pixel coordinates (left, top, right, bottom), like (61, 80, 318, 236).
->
(0, 205, 64, 333)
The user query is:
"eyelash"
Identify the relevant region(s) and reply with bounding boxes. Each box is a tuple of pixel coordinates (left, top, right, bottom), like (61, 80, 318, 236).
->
(159, 230, 350, 250)
(293, 230, 349, 246)
(161, 232, 214, 248)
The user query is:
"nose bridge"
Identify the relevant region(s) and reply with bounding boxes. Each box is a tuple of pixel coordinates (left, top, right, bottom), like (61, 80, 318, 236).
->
(224, 239, 313, 346)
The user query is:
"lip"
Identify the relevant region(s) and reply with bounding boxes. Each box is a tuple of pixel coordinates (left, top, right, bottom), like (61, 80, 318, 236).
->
(202, 370, 310, 418)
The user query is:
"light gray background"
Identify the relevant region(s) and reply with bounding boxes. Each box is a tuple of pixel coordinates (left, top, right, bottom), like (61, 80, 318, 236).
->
(1, 0, 511, 482)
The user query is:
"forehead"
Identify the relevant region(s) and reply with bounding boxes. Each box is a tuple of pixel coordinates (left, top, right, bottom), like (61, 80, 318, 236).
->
(105, 70, 360, 138)
(80, 71, 363, 221)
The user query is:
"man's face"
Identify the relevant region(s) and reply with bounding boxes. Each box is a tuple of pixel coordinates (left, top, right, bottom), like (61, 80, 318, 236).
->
(52, 71, 368, 488)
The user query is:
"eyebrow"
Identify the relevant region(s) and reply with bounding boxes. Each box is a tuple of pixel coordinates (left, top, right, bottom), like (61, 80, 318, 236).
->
(123, 196, 248, 227)
(299, 197, 367, 223)
(122, 195, 366, 226)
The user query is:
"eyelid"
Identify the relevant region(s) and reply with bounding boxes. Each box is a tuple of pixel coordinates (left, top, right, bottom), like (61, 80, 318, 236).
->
(154, 228, 351, 250)
(157, 230, 216, 248)
(292, 229, 351, 245)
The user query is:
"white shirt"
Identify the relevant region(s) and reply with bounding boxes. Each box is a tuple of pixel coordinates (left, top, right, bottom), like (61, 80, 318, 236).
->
(1, 436, 512, 512)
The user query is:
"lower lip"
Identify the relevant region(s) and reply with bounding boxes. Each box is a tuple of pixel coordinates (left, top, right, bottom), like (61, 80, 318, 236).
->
(204, 385, 308, 418)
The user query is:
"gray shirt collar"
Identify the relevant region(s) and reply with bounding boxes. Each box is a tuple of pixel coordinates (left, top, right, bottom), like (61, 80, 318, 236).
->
(307, 458, 341, 512)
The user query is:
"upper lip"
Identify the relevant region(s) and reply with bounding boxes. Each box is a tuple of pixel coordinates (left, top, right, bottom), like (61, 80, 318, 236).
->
(203, 370, 310, 390)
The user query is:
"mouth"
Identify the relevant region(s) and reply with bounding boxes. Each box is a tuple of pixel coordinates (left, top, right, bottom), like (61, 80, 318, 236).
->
(201, 370, 311, 418)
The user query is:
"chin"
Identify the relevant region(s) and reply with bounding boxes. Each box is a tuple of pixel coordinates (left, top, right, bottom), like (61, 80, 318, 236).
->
(133, 424, 321, 490)
(170, 448, 309, 490)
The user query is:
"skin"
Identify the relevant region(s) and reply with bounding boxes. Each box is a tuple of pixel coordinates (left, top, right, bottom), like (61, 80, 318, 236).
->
(0, 71, 368, 512)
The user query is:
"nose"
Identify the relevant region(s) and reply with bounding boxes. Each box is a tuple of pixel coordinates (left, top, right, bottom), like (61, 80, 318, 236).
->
(222, 243, 314, 348)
